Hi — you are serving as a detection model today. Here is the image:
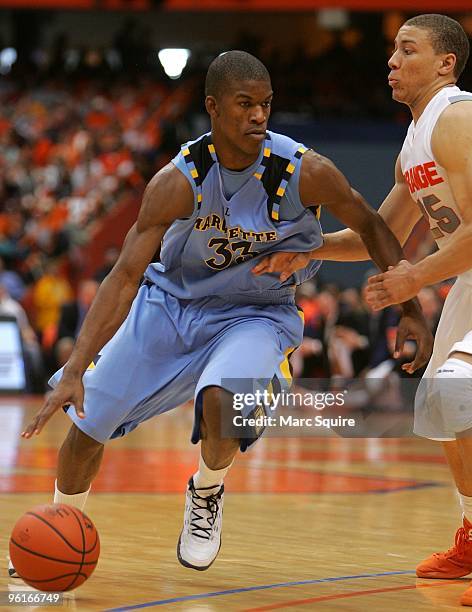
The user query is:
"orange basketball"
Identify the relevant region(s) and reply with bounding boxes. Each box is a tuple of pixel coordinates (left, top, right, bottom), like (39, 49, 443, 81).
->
(9, 503, 100, 591)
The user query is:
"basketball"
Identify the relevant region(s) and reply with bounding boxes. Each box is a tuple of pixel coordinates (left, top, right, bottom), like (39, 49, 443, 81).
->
(9, 503, 100, 591)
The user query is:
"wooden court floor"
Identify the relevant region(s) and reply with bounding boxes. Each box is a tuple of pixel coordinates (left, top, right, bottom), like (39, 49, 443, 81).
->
(1, 395, 471, 611)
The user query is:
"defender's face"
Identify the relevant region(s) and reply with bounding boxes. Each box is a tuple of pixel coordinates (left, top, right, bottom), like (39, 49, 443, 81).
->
(388, 26, 445, 104)
(210, 79, 273, 155)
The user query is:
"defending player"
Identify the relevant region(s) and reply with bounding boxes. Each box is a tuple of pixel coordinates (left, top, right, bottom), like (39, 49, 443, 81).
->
(16, 51, 431, 573)
(253, 15, 472, 605)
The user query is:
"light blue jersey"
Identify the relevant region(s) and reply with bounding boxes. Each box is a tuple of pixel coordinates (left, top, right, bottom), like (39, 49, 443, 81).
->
(50, 130, 322, 450)
(145, 131, 323, 304)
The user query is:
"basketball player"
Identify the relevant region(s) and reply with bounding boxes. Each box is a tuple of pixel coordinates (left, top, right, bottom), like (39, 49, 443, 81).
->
(252, 15, 472, 606)
(15, 51, 431, 574)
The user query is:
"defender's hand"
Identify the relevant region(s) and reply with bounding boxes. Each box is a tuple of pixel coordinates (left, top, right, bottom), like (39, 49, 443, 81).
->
(21, 375, 85, 438)
(366, 260, 422, 310)
(252, 251, 311, 282)
(394, 314, 433, 374)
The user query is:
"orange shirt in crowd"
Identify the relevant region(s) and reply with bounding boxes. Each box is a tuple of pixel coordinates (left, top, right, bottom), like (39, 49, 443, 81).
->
(32, 273, 73, 333)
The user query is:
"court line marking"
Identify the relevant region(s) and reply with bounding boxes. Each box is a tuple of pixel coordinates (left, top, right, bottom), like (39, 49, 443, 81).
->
(243, 579, 465, 610)
(104, 570, 415, 611)
(357, 482, 441, 494)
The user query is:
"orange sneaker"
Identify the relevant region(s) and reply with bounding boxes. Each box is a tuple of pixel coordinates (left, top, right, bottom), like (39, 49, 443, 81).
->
(417, 517, 472, 579)
(461, 583, 472, 606)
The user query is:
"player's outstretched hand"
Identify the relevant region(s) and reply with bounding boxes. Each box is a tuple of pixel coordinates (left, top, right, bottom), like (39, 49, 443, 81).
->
(21, 374, 85, 438)
(252, 251, 311, 282)
(365, 260, 421, 310)
(394, 313, 434, 374)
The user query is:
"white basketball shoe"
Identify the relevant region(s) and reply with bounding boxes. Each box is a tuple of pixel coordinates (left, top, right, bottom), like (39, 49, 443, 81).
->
(7, 557, 19, 578)
(177, 477, 224, 570)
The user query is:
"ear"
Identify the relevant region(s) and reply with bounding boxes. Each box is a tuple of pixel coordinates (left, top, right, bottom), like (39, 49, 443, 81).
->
(438, 53, 457, 77)
(205, 95, 219, 118)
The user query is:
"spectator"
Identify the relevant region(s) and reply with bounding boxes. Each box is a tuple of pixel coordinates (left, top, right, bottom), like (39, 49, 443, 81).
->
(56, 278, 99, 341)
(55, 336, 75, 368)
(0, 256, 26, 301)
(31, 259, 73, 338)
(0, 282, 44, 391)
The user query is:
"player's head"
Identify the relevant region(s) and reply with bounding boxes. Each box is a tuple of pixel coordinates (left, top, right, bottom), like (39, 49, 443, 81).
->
(205, 51, 272, 158)
(388, 14, 469, 105)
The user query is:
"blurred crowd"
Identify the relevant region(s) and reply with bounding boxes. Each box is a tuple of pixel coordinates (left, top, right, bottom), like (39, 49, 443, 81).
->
(2, 12, 472, 122)
(0, 67, 196, 393)
(0, 72, 195, 276)
(293, 279, 451, 382)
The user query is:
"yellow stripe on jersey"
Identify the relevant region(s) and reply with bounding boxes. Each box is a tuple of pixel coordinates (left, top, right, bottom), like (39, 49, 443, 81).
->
(279, 347, 294, 385)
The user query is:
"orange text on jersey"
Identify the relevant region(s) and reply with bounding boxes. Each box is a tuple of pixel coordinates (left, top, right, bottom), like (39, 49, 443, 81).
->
(404, 162, 444, 195)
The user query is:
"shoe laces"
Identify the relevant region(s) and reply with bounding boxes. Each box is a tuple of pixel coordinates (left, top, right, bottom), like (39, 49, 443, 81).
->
(188, 486, 222, 541)
(444, 527, 471, 559)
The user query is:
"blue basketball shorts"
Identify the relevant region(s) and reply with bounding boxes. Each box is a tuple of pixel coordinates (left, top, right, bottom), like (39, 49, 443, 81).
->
(49, 282, 304, 450)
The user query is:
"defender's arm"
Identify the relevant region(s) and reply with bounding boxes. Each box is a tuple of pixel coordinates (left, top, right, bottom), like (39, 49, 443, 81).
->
(313, 156, 422, 261)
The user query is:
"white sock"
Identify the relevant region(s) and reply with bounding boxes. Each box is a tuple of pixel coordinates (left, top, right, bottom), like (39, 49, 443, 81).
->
(54, 480, 90, 511)
(193, 455, 233, 494)
(459, 491, 472, 525)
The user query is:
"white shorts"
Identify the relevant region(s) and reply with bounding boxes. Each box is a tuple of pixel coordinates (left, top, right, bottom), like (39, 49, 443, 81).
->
(414, 275, 472, 440)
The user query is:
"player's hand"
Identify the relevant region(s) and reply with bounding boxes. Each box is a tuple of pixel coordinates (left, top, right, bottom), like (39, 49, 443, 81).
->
(21, 374, 85, 438)
(252, 251, 311, 282)
(365, 260, 422, 310)
(394, 313, 433, 374)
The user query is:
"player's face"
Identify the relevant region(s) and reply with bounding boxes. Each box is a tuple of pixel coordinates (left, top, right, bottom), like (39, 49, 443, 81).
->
(211, 79, 273, 156)
(388, 26, 447, 104)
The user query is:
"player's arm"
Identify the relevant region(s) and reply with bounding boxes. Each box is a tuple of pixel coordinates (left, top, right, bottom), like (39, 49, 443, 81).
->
(252, 151, 431, 371)
(288, 151, 431, 370)
(315, 156, 422, 261)
(367, 102, 472, 309)
(299, 151, 416, 273)
(22, 164, 194, 437)
(302, 152, 432, 372)
(65, 166, 193, 377)
(252, 154, 421, 277)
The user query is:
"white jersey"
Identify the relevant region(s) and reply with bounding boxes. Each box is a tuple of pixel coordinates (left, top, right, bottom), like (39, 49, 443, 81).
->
(407, 87, 472, 441)
(400, 85, 472, 283)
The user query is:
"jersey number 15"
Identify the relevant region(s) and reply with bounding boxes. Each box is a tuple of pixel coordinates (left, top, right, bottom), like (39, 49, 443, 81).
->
(418, 194, 461, 239)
